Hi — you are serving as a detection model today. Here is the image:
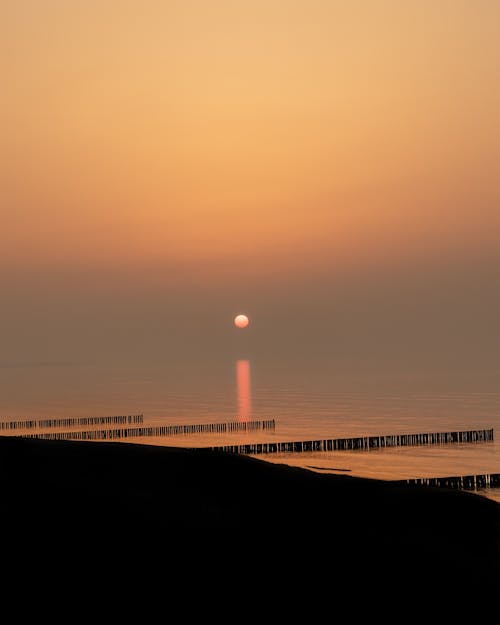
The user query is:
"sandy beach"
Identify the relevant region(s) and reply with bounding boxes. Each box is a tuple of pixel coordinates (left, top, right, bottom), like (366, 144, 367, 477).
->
(1, 435, 499, 597)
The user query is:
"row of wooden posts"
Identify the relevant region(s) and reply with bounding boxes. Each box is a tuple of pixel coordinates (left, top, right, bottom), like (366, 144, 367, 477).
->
(0, 414, 144, 430)
(11, 418, 277, 441)
(397, 473, 500, 490)
(209, 428, 494, 455)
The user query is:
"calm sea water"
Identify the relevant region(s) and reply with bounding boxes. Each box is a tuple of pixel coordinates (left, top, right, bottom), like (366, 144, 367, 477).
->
(1, 359, 499, 503)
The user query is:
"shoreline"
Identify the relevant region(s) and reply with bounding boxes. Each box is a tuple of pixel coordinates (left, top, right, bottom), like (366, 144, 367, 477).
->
(2, 435, 499, 591)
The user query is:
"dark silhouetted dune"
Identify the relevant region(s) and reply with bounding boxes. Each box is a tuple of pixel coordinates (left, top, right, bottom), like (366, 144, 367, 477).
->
(1, 436, 498, 601)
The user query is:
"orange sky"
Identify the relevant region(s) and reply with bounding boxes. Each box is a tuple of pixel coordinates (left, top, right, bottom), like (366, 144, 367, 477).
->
(1, 1, 499, 370)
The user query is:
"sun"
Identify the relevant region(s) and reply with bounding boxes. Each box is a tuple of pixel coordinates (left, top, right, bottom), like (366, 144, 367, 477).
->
(234, 314, 249, 329)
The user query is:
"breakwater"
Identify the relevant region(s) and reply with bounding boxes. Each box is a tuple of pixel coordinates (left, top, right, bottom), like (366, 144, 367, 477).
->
(209, 427, 494, 455)
(396, 473, 500, 490)
(0, 414, 144, 430)
(8, 418, 276, 441)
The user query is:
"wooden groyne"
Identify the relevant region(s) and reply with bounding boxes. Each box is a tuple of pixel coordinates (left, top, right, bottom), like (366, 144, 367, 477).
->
(0, 414, 144, 431)
(396, 473, 500, 491)
(10, 418, 276, 441)
(209, 428, 494, 455)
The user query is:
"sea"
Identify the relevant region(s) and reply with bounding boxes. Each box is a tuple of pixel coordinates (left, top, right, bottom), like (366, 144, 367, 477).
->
(1, 358, 499, 503)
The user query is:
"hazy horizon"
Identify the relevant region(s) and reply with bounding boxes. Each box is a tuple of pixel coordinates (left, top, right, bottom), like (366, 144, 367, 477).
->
(2, 1, 499, 379)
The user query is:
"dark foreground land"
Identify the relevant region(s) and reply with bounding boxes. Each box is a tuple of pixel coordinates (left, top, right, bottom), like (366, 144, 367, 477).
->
(1, 436, 499, 601)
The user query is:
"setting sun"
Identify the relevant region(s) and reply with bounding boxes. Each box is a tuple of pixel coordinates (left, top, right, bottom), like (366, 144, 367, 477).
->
(234, 314, 250, 329)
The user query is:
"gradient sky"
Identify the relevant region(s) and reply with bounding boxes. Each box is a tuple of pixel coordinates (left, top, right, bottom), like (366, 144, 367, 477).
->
(1, 1, 499, 374)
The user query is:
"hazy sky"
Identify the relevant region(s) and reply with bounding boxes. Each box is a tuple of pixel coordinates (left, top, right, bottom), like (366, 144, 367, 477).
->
(1, 1, 499, 374)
